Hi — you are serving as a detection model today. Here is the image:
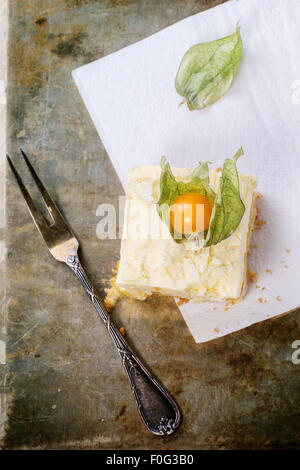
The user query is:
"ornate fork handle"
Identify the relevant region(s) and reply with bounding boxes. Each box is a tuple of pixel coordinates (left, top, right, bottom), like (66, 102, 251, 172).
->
(67, 255, 181, 435)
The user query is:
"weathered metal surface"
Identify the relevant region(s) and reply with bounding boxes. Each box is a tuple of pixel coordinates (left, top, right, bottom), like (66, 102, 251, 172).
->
(3, 0, 300, 449)
(0, 0, 8, 445)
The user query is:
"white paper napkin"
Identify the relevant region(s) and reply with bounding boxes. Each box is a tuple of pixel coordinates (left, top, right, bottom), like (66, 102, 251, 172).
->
(72, 0, 300, 343)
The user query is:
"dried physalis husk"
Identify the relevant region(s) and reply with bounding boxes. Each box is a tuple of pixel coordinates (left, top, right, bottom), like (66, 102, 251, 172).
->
(175, 25, 243, 110)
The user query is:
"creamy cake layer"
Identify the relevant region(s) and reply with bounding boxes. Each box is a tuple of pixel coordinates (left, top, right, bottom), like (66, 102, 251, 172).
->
(116, 166, 257, 302)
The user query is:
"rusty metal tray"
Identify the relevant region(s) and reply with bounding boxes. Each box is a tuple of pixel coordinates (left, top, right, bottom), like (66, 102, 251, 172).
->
(2, 0, 300, 449)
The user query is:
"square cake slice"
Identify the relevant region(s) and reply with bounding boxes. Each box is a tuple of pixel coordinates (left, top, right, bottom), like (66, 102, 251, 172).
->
(115, 166, 257, 303)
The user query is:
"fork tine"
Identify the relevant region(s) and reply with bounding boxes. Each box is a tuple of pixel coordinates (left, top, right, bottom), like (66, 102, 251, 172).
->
(6, 154, 49, 238)
(20, 149, 63, 224)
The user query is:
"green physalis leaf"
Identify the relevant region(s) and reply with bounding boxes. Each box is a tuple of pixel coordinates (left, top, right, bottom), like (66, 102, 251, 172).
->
(175, 25, 243, 110)
(157, 157, 180, 237)
(157, 156, 180, 210)
(177, 162, 215, 205)
(204, 147, 245, 246)
(157, 157, 215, 242)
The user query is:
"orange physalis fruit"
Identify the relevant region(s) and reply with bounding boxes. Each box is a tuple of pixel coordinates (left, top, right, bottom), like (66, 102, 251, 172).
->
(170, 192, 212, 235)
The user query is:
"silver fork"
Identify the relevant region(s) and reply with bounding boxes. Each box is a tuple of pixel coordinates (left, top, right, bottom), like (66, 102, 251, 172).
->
(7, 150, 181, 436)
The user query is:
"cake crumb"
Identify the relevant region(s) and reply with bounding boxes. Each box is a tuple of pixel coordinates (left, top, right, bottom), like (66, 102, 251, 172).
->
(265, 269, 272, 274)
(104, 284, 122, 312)
(285, 249, 291, 253)
(255, 219, 265, 230)
(213, 307, 217, 311)
(253, 244, 258, 249)
(214, 327, 220, 333)
(258, 297, 263, 303)
(261, 286, 266, 290)
(264, 299, 267, 303)
(111, 260, 120, 274)
(177, 297, 189, 306)
(119, 327, 126, 336)
(256, 193, 263, 199)
(224, 307, 229, 311)
(247, 270, 258, 283)
(276, 296, 282, 302)
(256, 285, 260, 289)
(104, 260, 123, 311)
(216, 167, 222, 172)
(284, 265, 289, 269)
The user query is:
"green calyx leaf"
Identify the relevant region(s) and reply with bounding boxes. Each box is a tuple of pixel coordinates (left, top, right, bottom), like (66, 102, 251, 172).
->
(204, 147, 245, 246)
(157, 156, 180, 209)
(175, 25, 243, 110)
(177, 162, 216, 205)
